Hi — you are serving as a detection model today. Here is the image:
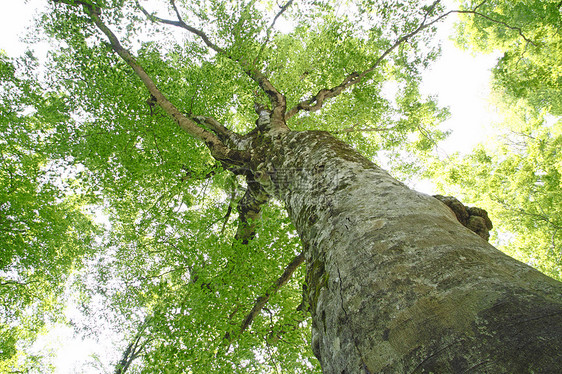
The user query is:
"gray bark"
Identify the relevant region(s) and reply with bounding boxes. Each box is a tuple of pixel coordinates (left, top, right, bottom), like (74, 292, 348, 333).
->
(254, 129, 562, 373)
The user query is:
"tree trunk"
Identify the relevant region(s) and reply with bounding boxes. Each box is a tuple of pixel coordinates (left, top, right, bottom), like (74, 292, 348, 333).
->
(255, 130, 562, 373)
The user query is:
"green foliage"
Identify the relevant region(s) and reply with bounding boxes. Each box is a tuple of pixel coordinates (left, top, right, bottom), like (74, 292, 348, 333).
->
(455, 0, 562, 114)
(0, 52, 98, 371)
(427, 0, 562, 281)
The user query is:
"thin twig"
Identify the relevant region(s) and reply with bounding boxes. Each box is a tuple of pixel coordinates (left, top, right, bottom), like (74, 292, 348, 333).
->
(253, 0, 294, 65)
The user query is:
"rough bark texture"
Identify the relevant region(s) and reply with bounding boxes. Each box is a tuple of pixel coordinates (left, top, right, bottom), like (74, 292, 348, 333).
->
(253, 130, 562, 373)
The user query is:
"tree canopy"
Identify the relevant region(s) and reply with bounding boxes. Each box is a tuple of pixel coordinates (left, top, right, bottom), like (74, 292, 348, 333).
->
(1, 0, 560, 372)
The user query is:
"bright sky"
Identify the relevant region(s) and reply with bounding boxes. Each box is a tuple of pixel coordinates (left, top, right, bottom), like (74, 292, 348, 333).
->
(421, 16, 500, 158)
(1, 0, 500, 372)
(1, 0, 42, 55)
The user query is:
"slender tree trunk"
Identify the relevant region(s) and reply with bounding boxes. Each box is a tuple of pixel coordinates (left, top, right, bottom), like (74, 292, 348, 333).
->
(254, 130, 562, 373)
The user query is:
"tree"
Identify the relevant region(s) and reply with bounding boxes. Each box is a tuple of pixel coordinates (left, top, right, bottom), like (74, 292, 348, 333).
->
(454, 0, 562, 114)
(428, 0, 562, 281)
(3, 0, 562, 372)
(0, 52, 98, 372)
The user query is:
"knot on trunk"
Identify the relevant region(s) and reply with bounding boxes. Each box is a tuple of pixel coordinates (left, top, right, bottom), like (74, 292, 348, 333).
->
(433, 195, 493, 241)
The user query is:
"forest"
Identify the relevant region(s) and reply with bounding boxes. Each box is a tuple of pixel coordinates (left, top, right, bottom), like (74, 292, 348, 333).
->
(1, 0, 561, 373)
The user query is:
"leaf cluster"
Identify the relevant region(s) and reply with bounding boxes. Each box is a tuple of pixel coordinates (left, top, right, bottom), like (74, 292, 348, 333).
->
(455, 0, 562, 114)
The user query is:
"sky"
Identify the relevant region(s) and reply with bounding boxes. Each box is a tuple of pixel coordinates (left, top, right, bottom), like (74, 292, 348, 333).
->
(1, 0, 501, 372)
(420, 18, 500, 158)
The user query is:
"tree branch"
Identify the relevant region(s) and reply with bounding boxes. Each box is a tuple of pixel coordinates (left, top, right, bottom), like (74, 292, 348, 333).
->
(237, 251, 305, 336)
(0, 279, 38, 287)
(135, 0, 226, 54)
(60, 1, 251, 167)
(114, 318, 153, 374)
(286, 0, 443, 119)
(286, 0, 535, 119)
(193, 116, 245, 148)
(455, 8, 536, 46)
(331, 123, 394, 134)
(135, 0, 288, 129)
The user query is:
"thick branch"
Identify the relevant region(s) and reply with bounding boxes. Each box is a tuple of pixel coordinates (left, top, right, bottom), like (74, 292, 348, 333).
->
(286, 73, 361, 119)
(95, 19, 248, 164)
(238, 252, 305, 335)
(286, 0, 535, 119)
(60, 1, 250, 166)
(193, 116, 244, 148)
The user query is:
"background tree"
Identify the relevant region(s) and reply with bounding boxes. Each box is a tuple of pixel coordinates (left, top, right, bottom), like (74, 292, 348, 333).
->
(1, 0, 561, 373)
(428, 0, 561, 280)
(430, 102, 562, 281)
(454, 0, 562, 115)
(0, 52, 98, 372)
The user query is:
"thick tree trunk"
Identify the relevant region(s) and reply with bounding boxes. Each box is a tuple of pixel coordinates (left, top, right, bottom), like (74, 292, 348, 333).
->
(255, 130, 562, 373)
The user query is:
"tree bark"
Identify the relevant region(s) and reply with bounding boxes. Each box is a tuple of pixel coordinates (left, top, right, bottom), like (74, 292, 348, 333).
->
(254, 129, 562, 373)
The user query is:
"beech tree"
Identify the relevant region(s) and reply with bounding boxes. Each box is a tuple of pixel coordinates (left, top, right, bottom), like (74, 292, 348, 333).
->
(2, 0, 562, 372)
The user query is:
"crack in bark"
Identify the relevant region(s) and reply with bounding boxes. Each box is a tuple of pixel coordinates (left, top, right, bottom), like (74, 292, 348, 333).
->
(460, 360, 491, 374)
(505, 311, 562, 327)
(408, 340, 459, 374)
